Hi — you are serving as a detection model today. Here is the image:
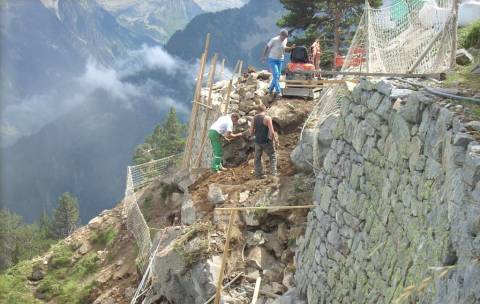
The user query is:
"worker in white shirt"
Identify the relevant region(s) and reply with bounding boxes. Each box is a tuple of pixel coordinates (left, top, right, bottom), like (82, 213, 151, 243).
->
(208, 113, 243, 172)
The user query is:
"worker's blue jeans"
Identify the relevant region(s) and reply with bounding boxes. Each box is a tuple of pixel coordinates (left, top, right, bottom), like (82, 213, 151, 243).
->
(268, 58, 283, 94)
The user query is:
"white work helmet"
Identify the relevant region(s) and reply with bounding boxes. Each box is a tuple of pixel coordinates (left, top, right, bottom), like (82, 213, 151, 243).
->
(280, 29, 289, 36)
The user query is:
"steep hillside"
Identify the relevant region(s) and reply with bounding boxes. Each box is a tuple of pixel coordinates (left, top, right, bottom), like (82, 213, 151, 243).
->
(96, 0, 204, 44)
(166, 0, 284, 68)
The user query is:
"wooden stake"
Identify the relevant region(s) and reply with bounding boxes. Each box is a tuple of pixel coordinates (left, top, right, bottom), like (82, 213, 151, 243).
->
(251, 277, 261, 304)
(407, 25, 447, 74)
(450, 0, 460, 69)
(194, 53, 218, 168)
(233, 60, 240, 76)
(183, 52, 206, 168)
(238, 60, 243, 77)
(220, 58, 225, 79)
(223, 79, 233, 115)
(215, 205, 316, 212)
(214, 210, 236, 304)
(183, 33, 211, 168)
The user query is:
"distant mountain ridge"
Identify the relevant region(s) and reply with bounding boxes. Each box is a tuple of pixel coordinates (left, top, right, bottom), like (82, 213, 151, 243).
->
(96, 0, 204, 44)
(166, 0, 284, 69)
(193, 0, 250, 12)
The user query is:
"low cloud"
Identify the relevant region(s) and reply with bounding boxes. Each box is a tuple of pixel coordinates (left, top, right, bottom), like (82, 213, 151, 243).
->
(2, 46, 195, 147)
(79, 59, 140, 100)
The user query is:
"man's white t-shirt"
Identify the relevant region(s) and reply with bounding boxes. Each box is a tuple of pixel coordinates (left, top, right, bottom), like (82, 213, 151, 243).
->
(267, 36, 288, 60)
(210, 115, 233, 135)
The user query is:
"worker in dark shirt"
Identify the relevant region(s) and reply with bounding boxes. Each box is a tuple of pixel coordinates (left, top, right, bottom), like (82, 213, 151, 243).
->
(249, 105, 278, 179)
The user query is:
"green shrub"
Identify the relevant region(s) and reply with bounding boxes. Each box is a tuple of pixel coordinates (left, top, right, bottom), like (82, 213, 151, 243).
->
(459, 20, 480, 49)
(49, 244, 74, 269)
(90, 226, 118, 247)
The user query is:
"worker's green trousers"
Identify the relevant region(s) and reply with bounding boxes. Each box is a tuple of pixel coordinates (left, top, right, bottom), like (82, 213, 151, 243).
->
(208, 130, 223, 172)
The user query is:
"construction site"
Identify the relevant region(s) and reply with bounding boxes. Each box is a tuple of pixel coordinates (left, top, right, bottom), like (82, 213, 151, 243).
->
(3, 0, 480, 304)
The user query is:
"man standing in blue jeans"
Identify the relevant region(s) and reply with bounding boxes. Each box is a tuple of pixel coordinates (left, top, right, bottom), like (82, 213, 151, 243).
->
(262, 29, 295, 99)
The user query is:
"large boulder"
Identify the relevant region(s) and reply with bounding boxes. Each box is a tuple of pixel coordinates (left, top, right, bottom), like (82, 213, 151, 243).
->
(223, 137, 254, 167)
(151, 227, 220, 304)
(456, 49, 474, 66)
(267, 100, 312, 133)
(290, 114, 338, 173)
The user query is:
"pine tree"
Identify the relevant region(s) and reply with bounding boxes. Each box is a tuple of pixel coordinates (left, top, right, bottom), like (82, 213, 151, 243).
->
(133, 107, 187, 165)
(278, 0, 382, 66)
(52, 192, 80, 239)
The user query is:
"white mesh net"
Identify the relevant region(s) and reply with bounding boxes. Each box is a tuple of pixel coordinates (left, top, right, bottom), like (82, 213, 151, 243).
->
(302, 0, 456, 158)
(360, 0, 455, 74)
(122, 154, 182, 272)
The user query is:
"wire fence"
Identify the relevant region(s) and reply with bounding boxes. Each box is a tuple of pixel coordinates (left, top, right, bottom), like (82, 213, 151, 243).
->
(122, 153, 183, 272)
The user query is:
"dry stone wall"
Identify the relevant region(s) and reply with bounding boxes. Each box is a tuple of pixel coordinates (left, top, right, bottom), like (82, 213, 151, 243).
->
(295, 79, 480, 303)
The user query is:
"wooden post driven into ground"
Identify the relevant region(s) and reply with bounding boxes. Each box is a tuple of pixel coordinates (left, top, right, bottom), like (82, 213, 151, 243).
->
(183, 33, 210, 169)
(194, 53, 218, 167)
(450, 0, 460, 69)
(238, 61, 243, 77)
(251, 277, 261, 304)
(220, 58, 225, 79)
(223, 79, 233, 115)
(214, 210, 236, 304)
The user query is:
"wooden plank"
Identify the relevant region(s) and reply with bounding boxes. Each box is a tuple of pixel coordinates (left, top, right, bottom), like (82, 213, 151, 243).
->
(203, 272, 243, 304)
(215, 205, 316, 212)
(294, 70, 446, 80)
(194, 53, 218, 168)
(251, 277, 262, 304)
(214, 210, 236, 304)
(286, 79, 358, 84)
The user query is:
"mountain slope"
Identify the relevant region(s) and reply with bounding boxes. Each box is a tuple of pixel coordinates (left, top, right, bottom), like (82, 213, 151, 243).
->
(96, 0, 204, 44)
(0, 0, 154, 145)
(165, 0, 284, 68)
(1, 64, 194, 222)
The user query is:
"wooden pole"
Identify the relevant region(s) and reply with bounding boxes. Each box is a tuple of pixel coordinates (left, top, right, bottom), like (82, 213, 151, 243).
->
(183, 52, 206, 168)
(214, 210, 235, 304)
(365, 0, 370, 73)
(223, 79, 233, 115)
(194, 53, 218, 168)
(215, 205, 316, 212)
(407, 26, 447, 74)
(183, 33, 211, 168)
(450, 0, 460, 69)
(251, 277, 262, 304)
(220, 58, 225, 79)
(238, 61, 243, 77)
(233, 60, 240, 76)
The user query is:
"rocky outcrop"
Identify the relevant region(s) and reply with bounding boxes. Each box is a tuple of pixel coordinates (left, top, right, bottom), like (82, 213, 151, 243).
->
(150, 226, 221, 304)
(295, 79, 480, 303)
